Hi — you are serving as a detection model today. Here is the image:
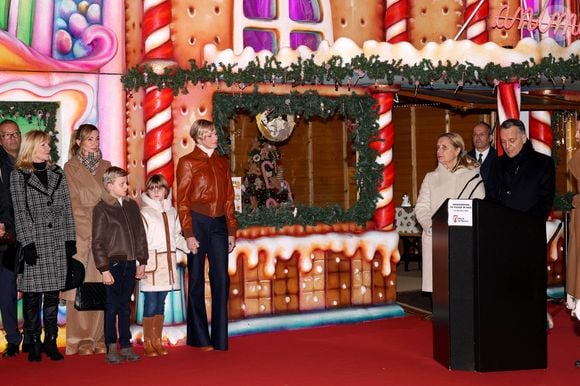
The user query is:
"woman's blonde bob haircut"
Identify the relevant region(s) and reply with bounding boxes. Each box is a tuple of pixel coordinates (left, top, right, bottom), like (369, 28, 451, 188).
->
(437, 132, 478, 171)
(15, 130, 53, 172)
(189, 119, 216, 143)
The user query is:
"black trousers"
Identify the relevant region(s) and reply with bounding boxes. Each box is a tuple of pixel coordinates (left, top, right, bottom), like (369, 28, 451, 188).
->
(0, 265, 21, 345)
(186, 211, 229, 350)
(23, 291, 59, 338)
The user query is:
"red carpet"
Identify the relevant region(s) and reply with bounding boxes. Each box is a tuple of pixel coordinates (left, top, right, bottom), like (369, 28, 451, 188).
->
(1, 304, 578, 386)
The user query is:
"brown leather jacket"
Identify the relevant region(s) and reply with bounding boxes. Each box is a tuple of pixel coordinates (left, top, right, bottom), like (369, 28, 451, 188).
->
(91, 192, 148, 272)
(176, 147, 237, 238)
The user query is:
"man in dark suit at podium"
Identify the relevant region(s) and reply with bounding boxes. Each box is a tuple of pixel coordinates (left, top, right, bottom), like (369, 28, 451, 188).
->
(467, 121, 497, 184)
(486, 118, 555, 221)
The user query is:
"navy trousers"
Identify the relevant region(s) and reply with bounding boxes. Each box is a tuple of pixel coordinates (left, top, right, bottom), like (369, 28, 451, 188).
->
(0, 265, 21, 345)
(186, 211, 229, 350)
(104, 261, 136, 348)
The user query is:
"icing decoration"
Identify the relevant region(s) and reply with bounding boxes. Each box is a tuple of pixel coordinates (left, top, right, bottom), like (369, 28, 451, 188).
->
(230, 230, 400, 278)
(0, 25, 116, 71)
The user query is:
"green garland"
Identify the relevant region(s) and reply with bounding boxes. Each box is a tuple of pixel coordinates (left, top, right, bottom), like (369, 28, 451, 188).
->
(122, 54, 580, 94)
(213, 91, 381, 229)
(0, 102, 59, 162)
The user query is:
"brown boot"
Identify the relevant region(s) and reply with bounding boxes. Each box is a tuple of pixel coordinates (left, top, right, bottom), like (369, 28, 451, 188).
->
(142, 317, 158, 357)
(153, 315, 168, 356)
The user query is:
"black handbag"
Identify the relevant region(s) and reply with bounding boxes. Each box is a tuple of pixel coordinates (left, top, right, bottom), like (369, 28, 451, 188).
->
(74, 282, 106, 311)
(63, 257, 85, 291)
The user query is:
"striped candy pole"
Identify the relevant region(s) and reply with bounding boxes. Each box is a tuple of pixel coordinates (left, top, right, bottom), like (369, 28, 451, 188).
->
(464, 0, 489, 43)
(529, 111, 553, 156)
(385, 0, 409, 43)
(142, 0, 175, 184)
(371, 92, 396, 230)
(496, 81, 521, 156)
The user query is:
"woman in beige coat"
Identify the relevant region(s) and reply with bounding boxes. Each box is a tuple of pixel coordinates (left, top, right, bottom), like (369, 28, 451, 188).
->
(140, 174, 189, 357)
(567, 125, 580, 322)
(415, 132, 485, 294)
(62, 124, 111, 355)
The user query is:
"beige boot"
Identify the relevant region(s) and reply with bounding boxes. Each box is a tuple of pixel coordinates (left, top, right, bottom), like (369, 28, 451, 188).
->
(153, 314, 168, 355)
(142, 317, 158, 357)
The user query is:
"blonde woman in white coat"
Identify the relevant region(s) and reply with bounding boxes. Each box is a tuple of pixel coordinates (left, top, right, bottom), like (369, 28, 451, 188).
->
(415, 132, 485, 295)
(140, 174, 189, 357)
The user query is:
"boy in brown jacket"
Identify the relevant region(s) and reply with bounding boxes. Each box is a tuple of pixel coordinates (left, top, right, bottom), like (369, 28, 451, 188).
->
(92, 166, 148, 364)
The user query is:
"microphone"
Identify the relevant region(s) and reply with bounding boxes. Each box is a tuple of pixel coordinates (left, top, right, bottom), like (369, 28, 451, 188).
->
(457, 173, 480, 199)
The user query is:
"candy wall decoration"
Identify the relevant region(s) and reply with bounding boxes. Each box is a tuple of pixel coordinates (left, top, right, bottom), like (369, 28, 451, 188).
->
(529, 110, 553, 156)
(385, 0, 409, 43)
(142, 0, 176, 184)
(496, 81, 521, 156)
(371, 92, 396, 230)
(464, 0, 489, 43)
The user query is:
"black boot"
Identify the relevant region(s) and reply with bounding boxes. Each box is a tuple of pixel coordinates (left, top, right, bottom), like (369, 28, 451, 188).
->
(28, 336, 42, 362)
(44, 336, 63, 361)
(42, 291, 63, 361)
(23, 292, 42, 362)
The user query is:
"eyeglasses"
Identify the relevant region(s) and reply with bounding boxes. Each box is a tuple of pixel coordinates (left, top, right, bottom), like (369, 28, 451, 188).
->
(0, 132, 20, 139)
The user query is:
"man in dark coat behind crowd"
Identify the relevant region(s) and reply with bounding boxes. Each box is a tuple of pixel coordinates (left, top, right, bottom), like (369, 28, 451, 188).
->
(467, 121, 498, 184)
(486, 118, 555, 221)
(0, 119, 22, 357)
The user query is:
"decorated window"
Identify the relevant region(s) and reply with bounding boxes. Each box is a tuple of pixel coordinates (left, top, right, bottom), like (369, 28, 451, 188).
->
(235, 0, 333, 54)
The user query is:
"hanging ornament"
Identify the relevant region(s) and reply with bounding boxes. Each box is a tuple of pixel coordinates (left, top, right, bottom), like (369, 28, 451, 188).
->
(256, 110, 296, 142)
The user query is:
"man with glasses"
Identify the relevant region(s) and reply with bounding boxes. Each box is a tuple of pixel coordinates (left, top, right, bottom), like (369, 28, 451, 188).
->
(0, 119, 22, 357)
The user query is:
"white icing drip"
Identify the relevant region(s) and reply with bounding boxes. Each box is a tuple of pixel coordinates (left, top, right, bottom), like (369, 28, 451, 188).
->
(229, 231, 401, 278)
(204, 37, 580, 72)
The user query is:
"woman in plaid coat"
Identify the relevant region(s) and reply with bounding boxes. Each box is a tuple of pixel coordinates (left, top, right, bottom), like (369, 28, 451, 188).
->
(10, 130, 76, 362)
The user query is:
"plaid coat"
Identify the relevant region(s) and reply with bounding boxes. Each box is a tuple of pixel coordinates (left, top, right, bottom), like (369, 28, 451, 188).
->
(10, 165, 76, 292)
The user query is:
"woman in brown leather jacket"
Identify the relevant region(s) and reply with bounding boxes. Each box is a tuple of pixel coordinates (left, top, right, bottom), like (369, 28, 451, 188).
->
(176, 119, 237, 351)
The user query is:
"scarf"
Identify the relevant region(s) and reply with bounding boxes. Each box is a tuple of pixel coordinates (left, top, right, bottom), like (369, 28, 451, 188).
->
(78, 149, 102, 175)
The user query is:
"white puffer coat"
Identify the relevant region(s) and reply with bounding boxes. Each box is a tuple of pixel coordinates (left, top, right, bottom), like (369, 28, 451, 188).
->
(140, 192, 189, 292)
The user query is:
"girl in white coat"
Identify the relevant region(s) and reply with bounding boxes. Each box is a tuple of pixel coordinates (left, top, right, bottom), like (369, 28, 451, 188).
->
(415, 132, 485, 295)
(140, 174, 189, 357)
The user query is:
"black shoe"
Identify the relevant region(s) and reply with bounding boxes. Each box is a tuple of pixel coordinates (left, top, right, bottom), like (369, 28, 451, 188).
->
(44, 337, 64, 361)
(575, 360, 580, 367)
(28, 337, 42, 362)
(2, 343, 20, 357)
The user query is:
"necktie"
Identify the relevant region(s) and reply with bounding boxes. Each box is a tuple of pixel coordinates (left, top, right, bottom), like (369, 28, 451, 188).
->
(478, 153, 483, 164)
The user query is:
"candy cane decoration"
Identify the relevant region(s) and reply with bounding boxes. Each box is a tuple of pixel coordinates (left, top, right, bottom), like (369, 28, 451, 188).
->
(529, 111, 553, 156)
(260, 160, 274, 189)
(142, 0, 175, 184)
(371, 93, 396, 230)
(464, 0, 489, 43)
(385, 0, 409, 43)
(496, 81, 521, 156)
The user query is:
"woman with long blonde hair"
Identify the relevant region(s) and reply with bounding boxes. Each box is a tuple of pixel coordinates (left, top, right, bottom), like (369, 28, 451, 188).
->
(10, 130, 76, 361)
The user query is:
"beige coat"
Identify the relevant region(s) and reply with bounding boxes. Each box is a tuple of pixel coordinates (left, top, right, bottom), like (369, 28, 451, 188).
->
(61, 157, 111, 301)
(566, 150, 580, 317)
(140, 192, 189, 292)
(415, 164, 485, 292)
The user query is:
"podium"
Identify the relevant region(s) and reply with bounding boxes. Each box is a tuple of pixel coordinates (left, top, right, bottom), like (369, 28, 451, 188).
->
(432, 199, 547, 372)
